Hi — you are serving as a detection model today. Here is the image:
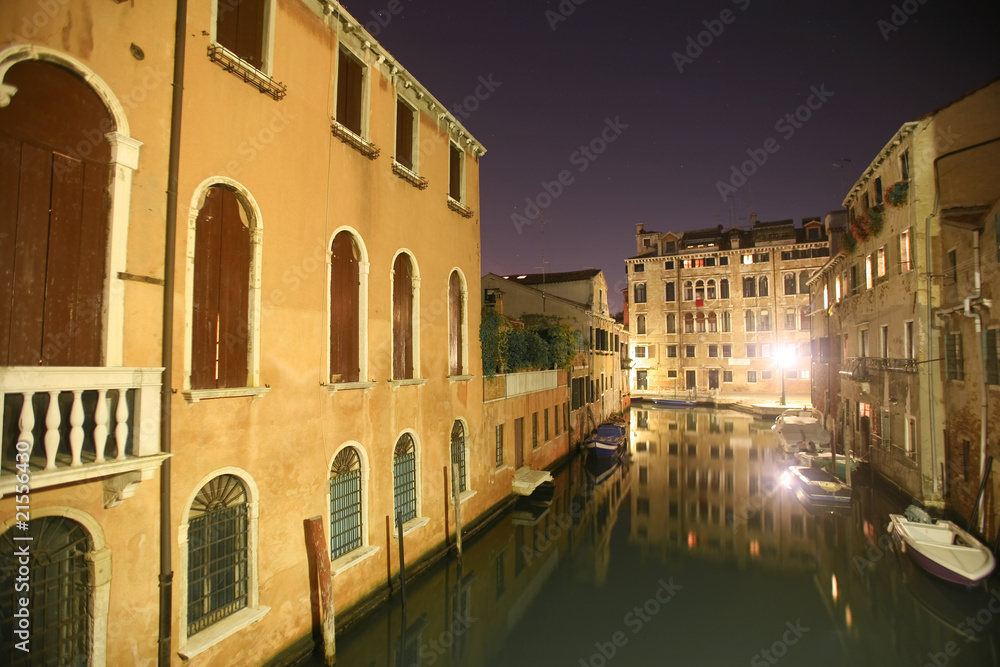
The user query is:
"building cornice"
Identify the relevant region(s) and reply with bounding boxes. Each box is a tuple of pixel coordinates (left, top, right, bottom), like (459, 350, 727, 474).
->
(842, 121, 918, 209)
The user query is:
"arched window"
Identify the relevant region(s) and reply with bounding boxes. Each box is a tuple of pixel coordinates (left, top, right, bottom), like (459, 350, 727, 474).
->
(785, 307, 797, 330)
(393, 434, 417, 523)
(329, 447, 363, 559)
(192, 185, 252, 389)
(722, 311, 732, 332)
(708, 311, 718, 332)
(0, 60, 114, 366)
(331, 231, 361, 382)
(743, 277, 756, 298)
(683, 281, 694, 301)
(760, 309, 771, 331)
(684, 312, 694, 334)
(393, 253, 416, 379)
(799, 270, 810, 294)
(449, 271, 466, 375)
(758, 276, 769, 297)
(695, 280, 705, 301)
(666, 313, 676, 334)
(1, 517, 93, 662)
(187, 475, 250, 636)
(636, 314, 646, 335)
(801, 306, 811, 331)
(720, 279, 730, 299)
(450, 421, 467, 493)
(745, 310, 755, 332)
(696, 312, 706, 333)
(706, 279, 717, 300)
(784, 273, 797, 295)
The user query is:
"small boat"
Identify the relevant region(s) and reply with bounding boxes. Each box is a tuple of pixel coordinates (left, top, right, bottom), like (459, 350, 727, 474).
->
(772, 408, 831, 455)
(794, 450, 860, 478)
(781, 465, 852, 507)
(653, 398, 695, 408)
(888, 514, 996, 587)
(584, 423, 627, 458)
(585, 453, 622, 485)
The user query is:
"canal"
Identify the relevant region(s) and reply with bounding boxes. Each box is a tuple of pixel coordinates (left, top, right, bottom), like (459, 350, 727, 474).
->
(313, 407, 1000, 667)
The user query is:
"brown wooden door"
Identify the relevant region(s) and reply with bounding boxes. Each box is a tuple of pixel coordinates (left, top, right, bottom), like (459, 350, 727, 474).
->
(514, 417, 524, 469)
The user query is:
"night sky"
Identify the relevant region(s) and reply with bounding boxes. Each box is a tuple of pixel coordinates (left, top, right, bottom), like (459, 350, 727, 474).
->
(343, 0, 1000, 312)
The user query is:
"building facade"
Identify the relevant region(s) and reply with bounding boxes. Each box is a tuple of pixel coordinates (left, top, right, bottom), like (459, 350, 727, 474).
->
(481, 271, 626, 437)
(0, 1, 515, 664)
(809, 79, 1000, 539)
(625, 217, 831, 401)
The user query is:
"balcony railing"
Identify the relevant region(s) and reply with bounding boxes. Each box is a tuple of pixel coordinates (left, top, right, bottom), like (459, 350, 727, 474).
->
(1, 367, 169, 505)
(840, 356, 918, 381)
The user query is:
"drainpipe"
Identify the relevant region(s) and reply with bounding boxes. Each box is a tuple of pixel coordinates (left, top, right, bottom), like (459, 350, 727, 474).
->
(924, 192, 940, 496)
(160, 1, 187, 665)
(961, 229, 991, 533)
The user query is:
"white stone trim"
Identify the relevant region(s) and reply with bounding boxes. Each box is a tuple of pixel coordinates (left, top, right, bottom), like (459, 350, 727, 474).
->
(177, 467, 265, 657)
(183, 178, 264, 392)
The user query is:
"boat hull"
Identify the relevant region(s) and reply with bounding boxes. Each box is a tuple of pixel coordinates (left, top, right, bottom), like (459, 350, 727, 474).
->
(888, 514, 996, 587)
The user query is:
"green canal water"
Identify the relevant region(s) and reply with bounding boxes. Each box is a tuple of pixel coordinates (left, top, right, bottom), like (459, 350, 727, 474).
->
(310, 407, 999, 667)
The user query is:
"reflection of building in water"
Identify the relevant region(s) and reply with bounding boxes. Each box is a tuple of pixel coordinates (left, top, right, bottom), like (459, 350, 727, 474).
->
(630, 407, 818, 571)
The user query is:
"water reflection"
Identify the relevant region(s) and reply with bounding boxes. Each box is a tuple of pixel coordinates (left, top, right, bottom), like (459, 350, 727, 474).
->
(324, 407, 998, 667)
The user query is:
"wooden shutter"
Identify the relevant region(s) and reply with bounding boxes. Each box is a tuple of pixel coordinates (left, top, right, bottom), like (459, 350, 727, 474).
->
(393, 254, 413, 379)
(337, 51, 363, 135)
(330, 232, 359, 382)
(449, 272, 462, 375)
(449, 144, 462, 200)
(192, 186, 249, 389)
(396, 100, 414, 169)
(218, 0, 265, 69)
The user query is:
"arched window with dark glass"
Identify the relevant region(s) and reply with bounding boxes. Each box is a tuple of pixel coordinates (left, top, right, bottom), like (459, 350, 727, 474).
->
(695, 280, 705, 301)
(760, 309, 771, 331)
(329, 446, 363, 559)
(722, 311, 732, 332)
(745, 310, 755, 332)
(331, 231, 360, 383)
(684, 312, 694, 334)
(451, 421, 467, 493)
(636, 315, 646, 335)
(784, 273, 797, 295)
(187, 475, 249, 636)
(706, 279, 717, 300)
(799, 271, 810, 294)
(1, 517, 93, 664)
(393, 253, 415, 379)
(743, 277, 756, 298)
(758, 276, 769, 297)
(696, 312, 706, 333)
(393, 434, 417, 523)
(708, 312, 718, 332)
(683, 281, 694, 301)
(666, 313, 676, 333)
(720, 279, 730, 299)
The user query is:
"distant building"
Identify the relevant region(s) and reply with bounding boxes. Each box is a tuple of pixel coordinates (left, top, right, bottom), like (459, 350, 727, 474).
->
(808, 78, 1000, 539)
(625, 217, 831, 401)
(482, 270, 626, 436)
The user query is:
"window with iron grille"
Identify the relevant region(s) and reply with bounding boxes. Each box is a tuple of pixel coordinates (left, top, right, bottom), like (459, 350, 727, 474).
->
(451, 421, 468, 493)
(495, 424, 504, 467)
(945, 332, 964, 381)
(187, 475, 249, 636)
(1, 517, 92, 666)
(329, 447, 363, 560)
(393, 434, 417, 523)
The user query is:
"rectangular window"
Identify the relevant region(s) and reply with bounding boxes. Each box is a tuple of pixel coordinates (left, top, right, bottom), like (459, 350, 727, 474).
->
(881, 325, 889, 358)
(634, 283, 646, 303)
(880, 409, 891, 448)
(685, 345, 695, 358)
(986, 329, 999, 385)
(532, 412, 539, 449)
(665, 282, 675, 301)
(905, 321, 915, 359)
(636, 370, 648, 390)
(395, 98, 416, 170)
(945, 332, 964, 380)
(667, 369, 678, 378)
(495, 424, 504, 468)
(720, 256, 729, 266)
(544, 408, 550, 442)
(746, 344, 757, 358)
(666, 313, 676, 334)
(761, 370, 772, 380)
(900, 150, 910, 181)
(877, 246, 886, 278)
(722, 344, 732, 358)
(899, 228, 913, 272)
(874, 177, 883, 205)
(634, 263, 645, 272)
(449, 143, 465, 202)
(664, 260, 674, 270)
(850, 265, 859, 295)
(860, 329, 869, 357)
(708, 344, 718, 358)
(216, 0, 268, 70)
(747, 371, 757, 383)
(667, 345, 677, 358)
(761, 343, 771, 358)
(906, 417, 916, 458)
(634, 346, 646, 358)
(865, 255, 873, 289)
(948, 249, 958, 283)
(554, 405, 560, 435)
(336, 48, 364, 135)
(723, 370, 733, 382)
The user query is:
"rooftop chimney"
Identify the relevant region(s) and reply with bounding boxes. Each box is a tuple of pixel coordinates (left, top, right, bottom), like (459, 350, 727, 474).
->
(636, 223, 645, 234)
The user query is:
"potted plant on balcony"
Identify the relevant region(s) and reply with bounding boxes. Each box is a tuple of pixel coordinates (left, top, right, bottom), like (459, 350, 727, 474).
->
(884, 180, 909, 208)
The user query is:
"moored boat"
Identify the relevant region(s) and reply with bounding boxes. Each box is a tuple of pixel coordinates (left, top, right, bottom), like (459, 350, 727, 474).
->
(772, 408, 831, 455)
(794, 450, 860, 478)
(780, 465, 852, 508)
(584, 423, 627, 459)
(653, 398, 695, 408)
(888, 514, 996, 587)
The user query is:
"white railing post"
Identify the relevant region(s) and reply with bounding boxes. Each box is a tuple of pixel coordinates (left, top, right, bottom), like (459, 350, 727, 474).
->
(93, 388, 108, 463)
(44, 391, 60, 470)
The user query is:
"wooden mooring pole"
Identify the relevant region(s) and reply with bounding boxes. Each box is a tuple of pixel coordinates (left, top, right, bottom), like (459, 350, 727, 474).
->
(396, 510, 407, 613)
(305, 516, 336, 665)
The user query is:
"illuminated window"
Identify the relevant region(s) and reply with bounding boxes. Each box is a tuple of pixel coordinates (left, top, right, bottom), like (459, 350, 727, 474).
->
(877, 246, 886, 278)
(899, 229, 912, 272)
(865, 255, 873, 289)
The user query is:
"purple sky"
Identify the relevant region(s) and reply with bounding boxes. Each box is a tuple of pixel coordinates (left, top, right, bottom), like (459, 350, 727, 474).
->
(344, 0, 1000, 313)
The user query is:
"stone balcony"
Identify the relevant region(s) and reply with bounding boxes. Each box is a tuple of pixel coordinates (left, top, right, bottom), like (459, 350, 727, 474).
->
(0, 366, 169, 507)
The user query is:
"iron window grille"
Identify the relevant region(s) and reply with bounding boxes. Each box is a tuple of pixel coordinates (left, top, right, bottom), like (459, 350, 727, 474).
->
(187, 475, 249, 636)
(0, 518, 92, 666)
(393, 434, 417, 523)
(329, 447, 363, 560)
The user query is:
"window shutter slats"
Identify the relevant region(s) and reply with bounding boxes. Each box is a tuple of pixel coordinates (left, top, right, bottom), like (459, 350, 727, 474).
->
(330, 233, 360, 382)
(218, 189, 250, 389)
